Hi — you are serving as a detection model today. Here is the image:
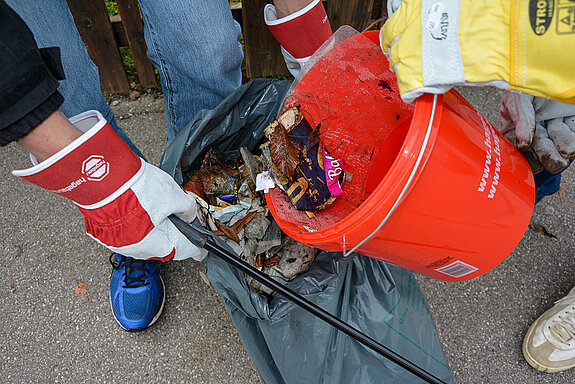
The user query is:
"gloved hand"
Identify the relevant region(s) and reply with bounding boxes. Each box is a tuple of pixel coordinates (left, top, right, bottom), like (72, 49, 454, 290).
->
(13, 110, 207, 262)
(380, 1, 575, 104)
(500, 91, 575, 175)
(264, 0, 332, 78)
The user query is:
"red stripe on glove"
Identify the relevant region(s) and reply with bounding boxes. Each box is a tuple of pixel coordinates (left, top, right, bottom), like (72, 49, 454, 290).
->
(79, 189, 155, 247)
(150, 250, 176, 263)
(266, 0, 332, 59)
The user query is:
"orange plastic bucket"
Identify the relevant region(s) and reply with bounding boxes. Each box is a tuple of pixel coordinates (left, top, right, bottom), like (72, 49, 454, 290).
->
(265, 31, 535, 281)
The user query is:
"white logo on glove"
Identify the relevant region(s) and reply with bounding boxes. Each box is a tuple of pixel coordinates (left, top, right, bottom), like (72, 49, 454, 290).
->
(82, 155, 109, 181)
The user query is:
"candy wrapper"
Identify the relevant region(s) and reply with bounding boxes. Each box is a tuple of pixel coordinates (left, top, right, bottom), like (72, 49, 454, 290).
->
(262, 107, 344, 212)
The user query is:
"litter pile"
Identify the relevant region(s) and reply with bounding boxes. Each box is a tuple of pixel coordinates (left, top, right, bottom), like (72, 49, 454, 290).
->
(182, 105, 345, 292)
(183, 145, 318, 294)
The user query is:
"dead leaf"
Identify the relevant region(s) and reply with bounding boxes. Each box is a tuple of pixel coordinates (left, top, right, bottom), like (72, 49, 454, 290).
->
(267, 121, 300, 179)
(214, 220, 240, 244)
(558, 185, 568, 198)
(212, 229, 225, 236)
(231, 211, 258, 233)
(14, 247, 22, 259)
(262, 255, 281, 267)
(183, 178, 206, 201)
(198, 270, 211, 287)
(74, 280, 88, 297)
(529, 223, 557, 239)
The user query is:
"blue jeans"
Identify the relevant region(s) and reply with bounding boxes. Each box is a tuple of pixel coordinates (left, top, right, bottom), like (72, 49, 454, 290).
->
(535, 169, 565, 205)
(8, 0, 243, 149)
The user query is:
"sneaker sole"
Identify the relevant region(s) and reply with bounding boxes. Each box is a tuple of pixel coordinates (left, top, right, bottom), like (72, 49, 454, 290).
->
(523, 313, 575, 373)
(110, 275, 166, 333)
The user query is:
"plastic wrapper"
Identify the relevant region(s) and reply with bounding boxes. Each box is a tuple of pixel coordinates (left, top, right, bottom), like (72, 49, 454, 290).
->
(262, 107, 344, 212)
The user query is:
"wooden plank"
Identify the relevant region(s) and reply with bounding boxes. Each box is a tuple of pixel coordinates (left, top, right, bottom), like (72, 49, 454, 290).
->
(371, 0, 389, 29)
(230, 2, 243, 28)
(242, 0, 288, 78)
(116, 0, 158, 88)
(110, 15, 129, 47)
(66, 0, 130, 94)
(326, 0, 376, 32)
(372, 0, 384, 20)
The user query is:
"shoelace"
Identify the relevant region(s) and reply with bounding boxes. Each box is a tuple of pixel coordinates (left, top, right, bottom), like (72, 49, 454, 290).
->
(548, 307, 575, 346)
(110, 254, 151, 289)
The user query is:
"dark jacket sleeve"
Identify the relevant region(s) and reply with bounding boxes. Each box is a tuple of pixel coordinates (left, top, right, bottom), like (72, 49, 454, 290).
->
(0, 0, 65, 146)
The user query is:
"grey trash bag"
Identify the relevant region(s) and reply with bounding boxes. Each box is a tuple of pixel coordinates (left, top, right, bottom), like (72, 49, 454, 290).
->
(160, 78, 455, 384)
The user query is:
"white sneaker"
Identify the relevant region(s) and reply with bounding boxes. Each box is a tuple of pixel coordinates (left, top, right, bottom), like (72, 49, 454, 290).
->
(523, 287, 575, 372)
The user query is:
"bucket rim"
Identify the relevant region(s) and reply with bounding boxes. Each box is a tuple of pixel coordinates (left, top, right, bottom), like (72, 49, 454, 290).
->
(341, 93, 442, 254)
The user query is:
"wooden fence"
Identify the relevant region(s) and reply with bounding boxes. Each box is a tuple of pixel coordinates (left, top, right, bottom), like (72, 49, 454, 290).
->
(66, 0, 388, 94)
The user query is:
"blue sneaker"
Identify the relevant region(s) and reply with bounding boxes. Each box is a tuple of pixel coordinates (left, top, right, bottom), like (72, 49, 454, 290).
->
(109, 253, 165, 332)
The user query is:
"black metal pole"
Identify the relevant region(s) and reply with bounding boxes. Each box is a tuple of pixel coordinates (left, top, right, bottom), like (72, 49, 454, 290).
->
(170, 215, 447, 384)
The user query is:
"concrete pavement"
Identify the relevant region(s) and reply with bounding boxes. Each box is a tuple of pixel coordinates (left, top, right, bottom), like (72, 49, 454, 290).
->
(1, 87, 575, 383)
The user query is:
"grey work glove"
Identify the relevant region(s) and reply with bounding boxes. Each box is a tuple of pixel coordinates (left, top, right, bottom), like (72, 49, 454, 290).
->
(387, 0, 402, 17)
(500, 91, 575, 174)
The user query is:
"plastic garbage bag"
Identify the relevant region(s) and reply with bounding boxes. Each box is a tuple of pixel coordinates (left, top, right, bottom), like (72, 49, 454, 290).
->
(160, 78, 454, 384)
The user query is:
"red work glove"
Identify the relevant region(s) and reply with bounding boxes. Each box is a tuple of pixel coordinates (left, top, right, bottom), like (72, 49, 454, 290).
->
(13, 110, 207, 262)
(264, 0, 332, 77)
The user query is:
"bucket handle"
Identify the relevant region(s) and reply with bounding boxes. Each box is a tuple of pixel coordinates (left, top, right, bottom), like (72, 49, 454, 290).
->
(344, 94, 439, 257)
